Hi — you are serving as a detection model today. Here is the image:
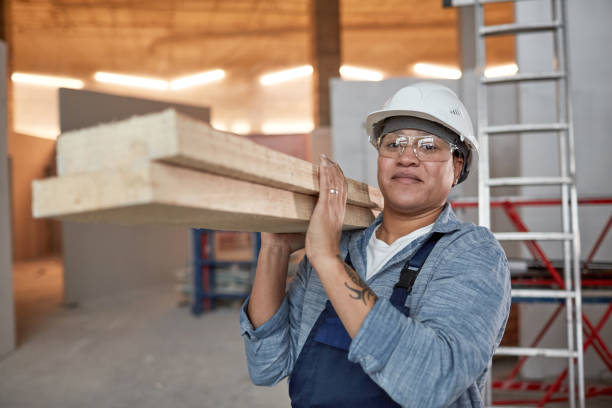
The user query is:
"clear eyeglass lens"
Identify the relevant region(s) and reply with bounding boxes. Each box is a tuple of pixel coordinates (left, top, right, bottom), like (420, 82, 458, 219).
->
(378, 133, 452, 162)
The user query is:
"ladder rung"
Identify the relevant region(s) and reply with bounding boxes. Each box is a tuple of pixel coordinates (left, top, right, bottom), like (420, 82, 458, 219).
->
(495, 347, 577, 358)
(482, 72, 565, 84)
(487, 177, 572, 187)
(480, 21, 561, 37)
(511, 289, 575, 299)
(494, 232, 573, 241)
(484, 123, 569, 134)
(583, 290, 612, 299)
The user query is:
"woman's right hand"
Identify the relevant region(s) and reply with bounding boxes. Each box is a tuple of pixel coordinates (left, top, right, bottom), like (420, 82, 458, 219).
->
(260, 232, 306, 254)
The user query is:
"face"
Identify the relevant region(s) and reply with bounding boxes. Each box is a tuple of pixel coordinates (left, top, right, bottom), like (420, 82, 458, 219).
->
(377, 129, 464, 216)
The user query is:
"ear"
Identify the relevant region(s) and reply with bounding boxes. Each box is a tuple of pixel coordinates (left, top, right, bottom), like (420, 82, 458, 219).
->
(452, 155, 464, 186)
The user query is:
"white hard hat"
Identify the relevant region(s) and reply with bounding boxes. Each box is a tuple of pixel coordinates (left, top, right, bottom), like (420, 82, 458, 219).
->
(365, 82, 478, 183)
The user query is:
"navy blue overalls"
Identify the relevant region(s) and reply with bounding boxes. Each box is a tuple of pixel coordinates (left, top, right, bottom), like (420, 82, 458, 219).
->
(289, 233, 444, 408)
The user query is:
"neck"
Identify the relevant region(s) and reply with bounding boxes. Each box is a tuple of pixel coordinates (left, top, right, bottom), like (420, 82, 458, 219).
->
(377, 204, 445, 245)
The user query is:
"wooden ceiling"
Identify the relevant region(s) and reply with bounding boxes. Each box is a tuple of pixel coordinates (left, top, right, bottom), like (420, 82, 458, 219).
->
(9, 0, 514, 82)
(6, 0, 514, 139)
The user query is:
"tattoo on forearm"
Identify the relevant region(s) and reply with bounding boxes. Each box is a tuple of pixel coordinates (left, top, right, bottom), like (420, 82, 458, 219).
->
(336, 254, 378, 305)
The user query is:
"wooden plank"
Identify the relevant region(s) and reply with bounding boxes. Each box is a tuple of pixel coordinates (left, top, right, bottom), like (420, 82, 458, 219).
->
(33, 161, 376, 232)
(56, 109, 383, 209)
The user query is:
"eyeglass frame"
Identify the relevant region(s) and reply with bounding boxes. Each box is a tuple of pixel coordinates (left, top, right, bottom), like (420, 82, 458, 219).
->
(376, 131, 460, 162)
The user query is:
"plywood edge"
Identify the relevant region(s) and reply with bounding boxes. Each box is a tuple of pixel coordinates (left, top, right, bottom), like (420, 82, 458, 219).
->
(149, 161, 375, 230)
(56, 109, 179, 176)
(42, 203, 369, 233)
(172, 112, 384, 209)
(33, 162, 155, 218)
(33, 161, 375, 231)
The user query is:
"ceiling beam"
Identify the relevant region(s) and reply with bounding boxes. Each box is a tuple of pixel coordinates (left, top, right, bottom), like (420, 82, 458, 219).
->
(310, 0, 340, 128)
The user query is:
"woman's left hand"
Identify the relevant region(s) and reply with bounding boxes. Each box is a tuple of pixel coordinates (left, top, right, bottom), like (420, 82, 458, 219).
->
(305, 154, 348, 270)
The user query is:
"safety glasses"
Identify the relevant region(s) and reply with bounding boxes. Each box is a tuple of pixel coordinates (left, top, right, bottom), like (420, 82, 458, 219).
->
(377, 132, 457, 162)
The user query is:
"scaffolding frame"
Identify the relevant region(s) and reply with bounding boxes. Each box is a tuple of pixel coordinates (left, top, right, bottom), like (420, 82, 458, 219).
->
(452, 197, 612, 405)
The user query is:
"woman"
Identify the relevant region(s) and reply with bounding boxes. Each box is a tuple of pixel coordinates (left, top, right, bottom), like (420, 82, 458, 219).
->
(240, 82, 511, 407)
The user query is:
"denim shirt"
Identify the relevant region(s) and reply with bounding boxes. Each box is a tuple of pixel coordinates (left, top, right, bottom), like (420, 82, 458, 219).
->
(240, 204, 511, 407)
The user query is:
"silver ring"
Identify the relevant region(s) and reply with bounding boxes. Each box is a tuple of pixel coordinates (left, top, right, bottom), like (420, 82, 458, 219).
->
(329, 188, 339, 195)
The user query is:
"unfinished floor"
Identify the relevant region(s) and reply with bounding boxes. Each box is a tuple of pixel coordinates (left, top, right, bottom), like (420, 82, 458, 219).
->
(1, 257, 611, 407)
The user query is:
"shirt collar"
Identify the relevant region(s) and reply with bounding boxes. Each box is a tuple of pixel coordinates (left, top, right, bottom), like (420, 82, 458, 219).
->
(346, 202, 462, 277)
(369, 202, 462, 234)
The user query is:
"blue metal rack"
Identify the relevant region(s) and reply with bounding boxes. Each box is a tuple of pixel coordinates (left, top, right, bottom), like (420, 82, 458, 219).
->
(191, 229, 260, 315)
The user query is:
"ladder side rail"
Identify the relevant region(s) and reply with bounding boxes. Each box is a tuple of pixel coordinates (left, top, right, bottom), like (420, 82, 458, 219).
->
(556, 0, 586, 404)
(552, 0, 579, 403)
(475, 0, 490, 229)
(548, 0, 584, 405)
(474, 2, 493, 403)
(550, 0, 577, 402)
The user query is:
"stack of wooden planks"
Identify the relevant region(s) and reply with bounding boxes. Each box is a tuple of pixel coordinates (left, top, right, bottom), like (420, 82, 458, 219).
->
(32, 110, 383, 232)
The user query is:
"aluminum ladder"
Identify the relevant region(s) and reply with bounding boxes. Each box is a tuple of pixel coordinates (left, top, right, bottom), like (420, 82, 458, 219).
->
(447, 0, 584, 406)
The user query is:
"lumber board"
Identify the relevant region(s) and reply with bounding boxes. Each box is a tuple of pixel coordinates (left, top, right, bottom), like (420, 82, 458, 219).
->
(32, 162, 376, 232)
(56, 109, 383, 210)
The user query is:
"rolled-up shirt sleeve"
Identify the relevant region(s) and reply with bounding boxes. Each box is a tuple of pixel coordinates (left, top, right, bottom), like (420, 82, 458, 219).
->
(240, 256, 309, 386)
(348, 235, 511, 407)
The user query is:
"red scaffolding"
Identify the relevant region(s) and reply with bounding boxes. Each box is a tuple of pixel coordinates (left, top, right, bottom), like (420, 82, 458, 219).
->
(450, 196, 612, 406)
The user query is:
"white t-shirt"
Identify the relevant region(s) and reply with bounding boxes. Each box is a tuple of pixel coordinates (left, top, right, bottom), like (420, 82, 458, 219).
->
(366, 223, 434, 281)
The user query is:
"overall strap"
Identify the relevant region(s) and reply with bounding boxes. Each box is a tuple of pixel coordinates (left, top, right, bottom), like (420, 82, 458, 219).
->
(343, 232, 444, 308)
(389, 232, 444, 308)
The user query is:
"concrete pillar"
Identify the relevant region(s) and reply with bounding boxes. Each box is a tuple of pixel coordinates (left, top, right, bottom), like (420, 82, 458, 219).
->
(0, 40, 15, 356)
(457, 6, 478, 201)
(309, 0, 340, 160)
(310, 0, 340, 128)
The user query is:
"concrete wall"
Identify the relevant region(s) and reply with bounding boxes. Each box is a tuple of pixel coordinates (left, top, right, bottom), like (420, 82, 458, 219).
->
(516, 0, 612, 263)
(0, 41, 16, 356)
(59, 90, 209, 304)
(515, 0, 612, 380)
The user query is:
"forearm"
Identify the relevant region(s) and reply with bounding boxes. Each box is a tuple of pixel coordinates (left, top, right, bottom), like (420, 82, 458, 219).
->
(312, 254, 377, 338)
(247, 244, 291, 328)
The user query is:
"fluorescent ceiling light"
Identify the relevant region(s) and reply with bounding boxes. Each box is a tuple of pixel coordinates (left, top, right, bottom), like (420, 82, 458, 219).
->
(261, 121, 314, 135)
(260, 65, 313, 86)
(11, 72, 84, 89)
(413, 63, 462, 80)
(94, 72, 169, 90)
(14, 124, 60, 140)
(230, 121, 251, 135)
(484, 63, 519, 78)
(169, 69, 225, 90)
(340, 65, 384, 81)
(211, 121, 228, 132)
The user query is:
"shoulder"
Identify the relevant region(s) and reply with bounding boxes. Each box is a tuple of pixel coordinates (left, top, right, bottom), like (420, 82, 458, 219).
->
(439, 221, 504, 257)
(429, 222, 509, 287)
